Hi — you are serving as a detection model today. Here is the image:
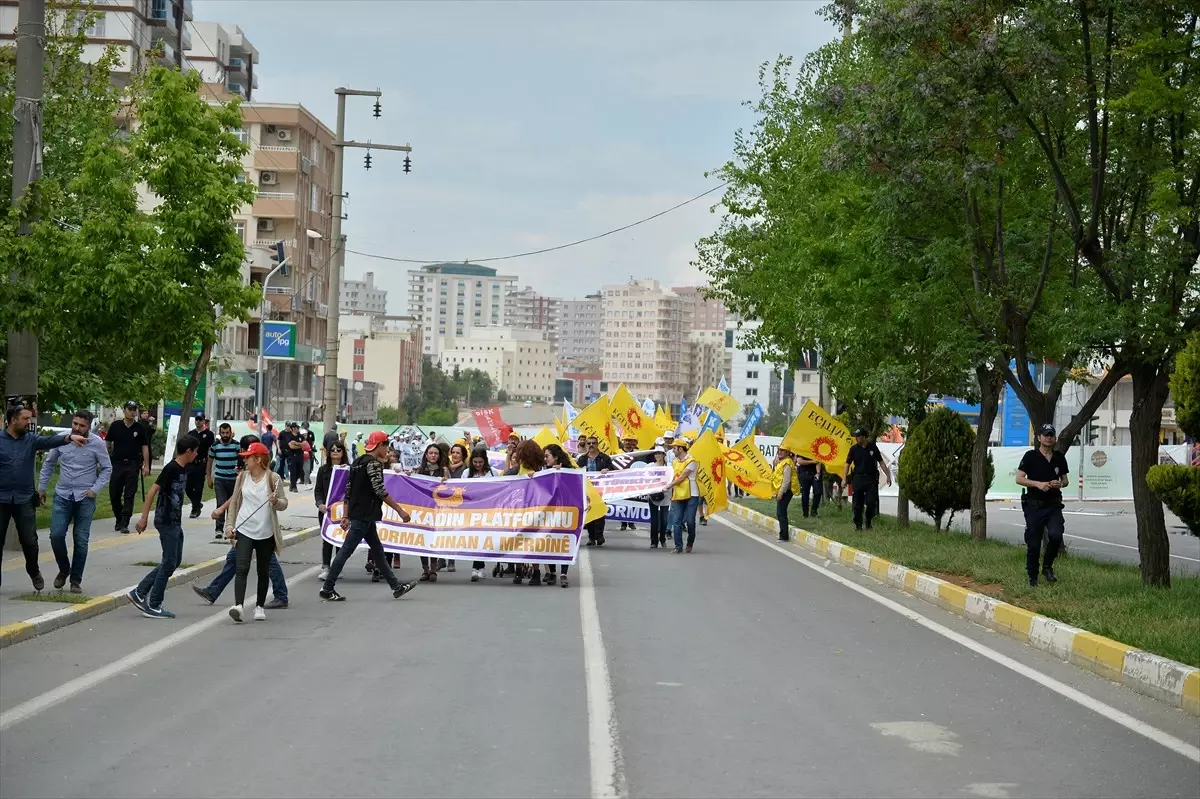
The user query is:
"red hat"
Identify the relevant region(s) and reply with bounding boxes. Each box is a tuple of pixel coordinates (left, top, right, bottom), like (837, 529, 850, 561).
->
(365, 430, 390, 451)
(239, 442, 270, 458)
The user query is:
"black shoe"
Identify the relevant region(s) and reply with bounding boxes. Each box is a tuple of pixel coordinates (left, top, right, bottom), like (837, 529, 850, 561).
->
(1042, 568, 1058, 583)
(393, 580, 418, 599)
(191, 584, 216, 604)
(54, 570, 69, 590)
(619, 523, 628, 531)
(371, 570, 381, 583)
(1028, 577, 1038, 588)
(264, 597, 288, 610)
(320, 588, 346, 601)
(189, 511, 201, 519)
(529, 571, 543, 586)
(779, 536, 789, 542)
(31, 572, 44, 591)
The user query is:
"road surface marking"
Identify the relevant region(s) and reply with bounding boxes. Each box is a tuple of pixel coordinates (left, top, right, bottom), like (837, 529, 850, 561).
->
(1062, 533, 1200, 563)
(715, 516, 1200, 764)
(0, 564, 321, 732)
(870, 721, 961, 756)
(578, 548, 627, 799)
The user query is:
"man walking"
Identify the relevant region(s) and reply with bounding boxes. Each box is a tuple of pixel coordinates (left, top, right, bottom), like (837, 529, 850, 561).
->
(186, 414, 215, 518)
(576, 436, 613, 546)
(284, 422, 304, 492)
(1, 404, 86, 589)
(846, 427, 891, 530)
(128, 435, 199, 619)
(319, 430, 418, 602)
(207, 423, 240, 541)
(106, 401, 151, 534)
(300, 421, 316, 485)
(39, 410, 112, 593)
(1016, 423, 1070, 587)
(260, 423, 278, 471)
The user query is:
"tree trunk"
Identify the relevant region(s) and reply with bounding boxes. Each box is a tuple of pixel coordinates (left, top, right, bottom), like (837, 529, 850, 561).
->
(897, 484, 910, 528)
(177, 341, 213, 441)
(1129, 361, 1172, 587)
(971, 365, 1003, 540)
(933, 510, 943, 530)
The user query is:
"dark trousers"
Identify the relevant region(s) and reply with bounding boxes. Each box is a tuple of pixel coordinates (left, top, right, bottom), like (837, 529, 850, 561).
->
(799, 471, 822, 517)
(204, 544, 287, 601)
(234, 534, 276, 608)
(324, 519, 401, 592)
(648, 503, 669, 546)
(274, 454, 287, 480)
(136, 524, 183, 609)
(288, 453, 303, 490)
(213, 478, 237, 533)
(852, 477, 879, 529)
(109, 460, 140, 528)
(776, 491, 793, 540)
(0, 498, 39, 584)
(1024, 499, 1065, 579)
(585, 518, 606, 545)
(185, 461, 206, 514)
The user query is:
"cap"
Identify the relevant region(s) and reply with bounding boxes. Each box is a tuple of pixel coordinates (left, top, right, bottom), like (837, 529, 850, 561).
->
(1038, 423, 1057, 437)
(853, 427, 868, 437)
(124, 401, 138, 410)
(673, 436, 691, 449)
(654, 437, 665, 447)
(508, 431, 521, 440)
(365, 430, 390, 451)
(663, 430, 676, 438)
(239, 442, 270, 458)
(194, 413, 206, 421)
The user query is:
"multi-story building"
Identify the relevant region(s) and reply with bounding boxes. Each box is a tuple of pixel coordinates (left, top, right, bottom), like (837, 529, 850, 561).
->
(0, 0, 193, 82)
(724, 318, 824, 424)
(601, 279, 689, 403)
(407, 263, 518, 356)
(557, 294, 603, 366)
(335, 315, 423, 412)
(437, 327, 555, 401)
(338, 378, 380, 424)
(184, 21, 257, 101)
(341, 271, 389, 315)
(686, 330, 728, 398)
(672, 285, 728, 332)
(505, 286, 561, 348)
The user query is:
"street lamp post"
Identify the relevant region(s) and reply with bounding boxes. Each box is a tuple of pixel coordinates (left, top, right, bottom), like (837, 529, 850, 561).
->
(255, 255, 290, 440)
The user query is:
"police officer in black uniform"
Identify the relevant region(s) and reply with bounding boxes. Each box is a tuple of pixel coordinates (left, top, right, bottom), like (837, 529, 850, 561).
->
(1016, 423, 1070, 587)
(107, 402, 151, 534)
(845, 427, 892, 530)
(186, 414, 215, 518)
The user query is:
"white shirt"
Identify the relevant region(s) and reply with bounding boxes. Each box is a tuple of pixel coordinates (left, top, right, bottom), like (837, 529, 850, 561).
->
(234, 473, 272, 540)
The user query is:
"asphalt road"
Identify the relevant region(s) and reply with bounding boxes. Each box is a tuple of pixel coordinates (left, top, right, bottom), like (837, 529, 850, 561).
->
(877, 497, 1200, 576)
(1, 516, 1197, 798)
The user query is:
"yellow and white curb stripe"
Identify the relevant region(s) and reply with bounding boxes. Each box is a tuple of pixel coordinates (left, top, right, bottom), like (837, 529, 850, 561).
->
(0, 526, 320, 650)
(726, 503, 1200, 716)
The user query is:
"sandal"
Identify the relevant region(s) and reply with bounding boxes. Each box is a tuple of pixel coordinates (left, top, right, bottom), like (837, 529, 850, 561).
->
(428, 570, 437, 582)
(419, 571, 431, 582)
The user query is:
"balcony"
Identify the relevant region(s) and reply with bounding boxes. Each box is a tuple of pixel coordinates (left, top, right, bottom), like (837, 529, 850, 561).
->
(180, 25, 191, 51)
(226, 82, 247, 100)
(183, 0, 194, 22)
(149, 0, 178, 32)
(227, 56, 247, 74)
(251, 192, 297, 218)
(254, 148, 299, 172)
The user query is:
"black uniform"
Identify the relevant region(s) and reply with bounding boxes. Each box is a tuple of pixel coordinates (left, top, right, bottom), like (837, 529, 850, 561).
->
(301, 427, 316, 484)
(186, 425, 215, 516)
(577, 452, 613, 545)
(1018, 448, 1069, 582)
(107, 419, 151, 531)
(796, 458, 823, 518)
(276, 429, 294, 482)
(846, 442, 884, 530)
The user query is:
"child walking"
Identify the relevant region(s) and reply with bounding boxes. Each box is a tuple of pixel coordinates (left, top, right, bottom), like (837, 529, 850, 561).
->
(128, 435, 200, 619)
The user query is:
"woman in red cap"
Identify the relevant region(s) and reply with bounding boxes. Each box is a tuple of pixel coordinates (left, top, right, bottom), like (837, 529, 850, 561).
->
(223, 441, 288, 622)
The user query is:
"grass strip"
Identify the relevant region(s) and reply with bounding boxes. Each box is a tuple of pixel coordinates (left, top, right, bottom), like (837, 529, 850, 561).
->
(736, 498, 1200, 668)
(12, 591, 93, 604)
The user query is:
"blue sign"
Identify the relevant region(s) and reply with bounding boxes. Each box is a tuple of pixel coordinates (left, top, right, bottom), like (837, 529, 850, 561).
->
(263, 321, 297, 360)
(1001, 359, 1031, 446)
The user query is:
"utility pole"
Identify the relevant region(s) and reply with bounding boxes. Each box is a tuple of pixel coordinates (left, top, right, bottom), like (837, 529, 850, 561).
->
(321, 87, 413, 430)
(256, 254, 290, 439)
(5, 0, 46, 413)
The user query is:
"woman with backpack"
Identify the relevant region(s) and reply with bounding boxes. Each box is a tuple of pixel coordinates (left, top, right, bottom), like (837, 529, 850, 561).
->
(224, 441, 289, 622)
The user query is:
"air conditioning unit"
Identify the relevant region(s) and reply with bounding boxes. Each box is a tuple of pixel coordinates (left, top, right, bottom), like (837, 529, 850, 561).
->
(276, 129, 292, 142)
(260, 171, 278, 185)
(258, 218, 275, 232)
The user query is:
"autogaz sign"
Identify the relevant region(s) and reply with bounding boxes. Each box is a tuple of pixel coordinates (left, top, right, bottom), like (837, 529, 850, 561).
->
(263, 321, 297, 360)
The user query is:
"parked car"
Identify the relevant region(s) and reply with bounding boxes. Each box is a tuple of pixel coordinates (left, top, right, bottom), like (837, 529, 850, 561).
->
(523, 400, 533, 408)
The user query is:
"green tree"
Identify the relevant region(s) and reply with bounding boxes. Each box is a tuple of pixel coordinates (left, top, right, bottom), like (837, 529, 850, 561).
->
(898, 408, 994, 530)
(377, 404, 401, 426)
(1147, 334, 1200, 538)
(760, 403, 789, 437)
(1170, 332, 1200, 441)
(497, 389, 509, 404)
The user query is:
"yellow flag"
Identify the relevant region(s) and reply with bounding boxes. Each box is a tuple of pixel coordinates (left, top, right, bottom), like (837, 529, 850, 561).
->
(573, 395, 620, 454)
(533, 426, 560, 450)
(781, 400, 855, 477)
(721, 436, 774, 499)
(610, 384, 661, 449)
(584, 477, 607, 524)
(689, 430, 729, 515)
(654, 405, 674, 430)
(697, 386, 740, 422)
(554, 411, 567, 441)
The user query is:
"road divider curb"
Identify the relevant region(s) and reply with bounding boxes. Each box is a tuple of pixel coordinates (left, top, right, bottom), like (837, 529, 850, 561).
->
(0, 526, 320, 650)
(727, 502, 1200, 717)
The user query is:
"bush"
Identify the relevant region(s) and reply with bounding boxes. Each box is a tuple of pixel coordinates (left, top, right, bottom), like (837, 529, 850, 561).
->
(1146, 465, 1199, 536)
(898, 407, 994, 529)
(151, 426, 167, 461)
(497, 389, 509, 403)
(1170, 332, 1199, 441)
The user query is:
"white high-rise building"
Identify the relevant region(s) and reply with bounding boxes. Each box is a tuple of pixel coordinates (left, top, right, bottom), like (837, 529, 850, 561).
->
(341, 271, 388, 315)
(407, 263, 518, 356)
(601, 279, 689, 404)
(185, 21, 259, 101)
(504, 286, 561, 348)
(438, 327, 555, 401)
(558, 294, 603, 366)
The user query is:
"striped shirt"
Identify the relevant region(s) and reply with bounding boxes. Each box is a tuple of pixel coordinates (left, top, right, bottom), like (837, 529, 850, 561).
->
(210, 440, 240, 481)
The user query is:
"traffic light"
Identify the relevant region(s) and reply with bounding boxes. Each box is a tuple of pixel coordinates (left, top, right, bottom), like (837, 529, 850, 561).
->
(403, 155, 412, 174)
(270, 239, 288, 276)
(373, 99, 382, 118)
(1085, 415, 1100, 446)
(364, 151, 372, 170)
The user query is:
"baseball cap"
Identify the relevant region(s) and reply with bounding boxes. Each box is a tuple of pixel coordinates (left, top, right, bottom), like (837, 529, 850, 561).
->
(239, 442, 270, 458)
(365, 430, 390, 451)
(654, 437, 665, 447)
(124, 401, 138, 410)
(663, 430, 676, 439)
(853, 427, 868, 437)
(673, 436, 691, 449)
(1038, 423, 1057, 437)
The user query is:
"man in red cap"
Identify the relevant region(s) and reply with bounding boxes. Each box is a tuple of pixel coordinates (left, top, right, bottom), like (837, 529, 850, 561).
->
(320, 430, 418, 602)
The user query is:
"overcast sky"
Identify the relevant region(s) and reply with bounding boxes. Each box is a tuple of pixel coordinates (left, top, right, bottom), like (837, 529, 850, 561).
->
(194, 0, 838, 313)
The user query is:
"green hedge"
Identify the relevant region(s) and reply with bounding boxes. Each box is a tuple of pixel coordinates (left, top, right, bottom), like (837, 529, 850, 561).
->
(1146, 465, 1199, 536)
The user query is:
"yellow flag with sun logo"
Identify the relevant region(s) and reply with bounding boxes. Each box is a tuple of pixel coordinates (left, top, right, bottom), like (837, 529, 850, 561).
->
(781, 400, 854, 477)
(689, 430, 729, 515)
(573, 395, 620, 454)
(610, 384, 661, 450)
(721, 436, 774, 499)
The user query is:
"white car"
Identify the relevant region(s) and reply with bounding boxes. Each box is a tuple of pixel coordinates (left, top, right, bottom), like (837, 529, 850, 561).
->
(523, 400, 533, 408)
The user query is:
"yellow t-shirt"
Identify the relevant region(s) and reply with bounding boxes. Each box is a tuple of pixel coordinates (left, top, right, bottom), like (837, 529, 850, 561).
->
(672, 458, 695, 501)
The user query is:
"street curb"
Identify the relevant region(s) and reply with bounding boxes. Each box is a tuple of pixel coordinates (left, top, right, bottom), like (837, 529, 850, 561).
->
(727, 503, 1200, 717)
(0, 526, 321, 650)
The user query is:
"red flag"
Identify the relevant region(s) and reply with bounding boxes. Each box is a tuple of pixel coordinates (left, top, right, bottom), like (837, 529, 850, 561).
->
(473, 406, 509, 447)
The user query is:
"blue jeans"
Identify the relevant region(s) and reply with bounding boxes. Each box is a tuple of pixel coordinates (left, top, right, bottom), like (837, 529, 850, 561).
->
(669, 496, 700, 550)
(203, 543, 288, 602)
(50, 494, 96, 585)
(136, 525, 184, 609)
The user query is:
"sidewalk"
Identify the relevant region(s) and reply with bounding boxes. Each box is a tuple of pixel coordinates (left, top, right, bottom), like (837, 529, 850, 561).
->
(1, 486, 322, 630)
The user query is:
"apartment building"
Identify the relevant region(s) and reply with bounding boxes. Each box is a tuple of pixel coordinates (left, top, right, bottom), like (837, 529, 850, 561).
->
(505, 286, 561, 348)
(686, 329, 729, 398)
(408, 263, 518, 356)
(184, 21, 257, 100)
(437, 327, 555, 401)
(672, 285, 728, 332)
(724, 319, 823, 423)
(335, 315, 423, 412)
(341, 271, 389, 315)
(0, 0, 192, 82)
(557, 294, 603, 367)
(601, 280, 689, 403)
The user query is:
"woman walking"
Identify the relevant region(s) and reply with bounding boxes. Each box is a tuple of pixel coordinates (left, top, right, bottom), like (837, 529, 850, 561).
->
(541, 443, 574, 587)
(415, 442, 450, 582)
(647, 446, 671, 549)
(772, 448, 795, 542)
(504, 439, 545, 584)
(666, 437, 699, 553)
(315, 440, 348, 581)
(224, 442, 289, 622)
(466, 447, 499, 582)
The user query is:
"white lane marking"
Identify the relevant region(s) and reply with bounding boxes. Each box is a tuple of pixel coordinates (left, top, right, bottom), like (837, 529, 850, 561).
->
(0, 565, 321, 733)
(714, 516, 1200, 764)
(1063, 533, 1200, 563)
(964, 784, 1019, 798)
(577, 548, 627, 799)
(656, 681, 683, 687)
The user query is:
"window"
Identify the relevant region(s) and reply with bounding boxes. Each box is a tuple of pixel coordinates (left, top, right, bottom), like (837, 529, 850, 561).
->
(747, 353, 760, 362)
(745, 388, 758, 397)
(233, 128, 250, 144)
(233, 221, 246, 241)
(801, 373, 812, 383)
(747, 370, 759, 379)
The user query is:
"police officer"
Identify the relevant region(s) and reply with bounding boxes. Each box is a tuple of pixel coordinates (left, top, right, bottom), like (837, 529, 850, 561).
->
(186, 414, 215, 518)
(845, 427, 891, 530)
(106, 402, 152, 534)
(1015, 423, 1070, 587)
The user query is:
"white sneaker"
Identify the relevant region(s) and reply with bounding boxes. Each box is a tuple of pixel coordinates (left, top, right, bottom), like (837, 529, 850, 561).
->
(470, 568, 481, 582)
(318, 568, 329, 581)
(229, 604, 243, 623)
(253, 606, 267, 621)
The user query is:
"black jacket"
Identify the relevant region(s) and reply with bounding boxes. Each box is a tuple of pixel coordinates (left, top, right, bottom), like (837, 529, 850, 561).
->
(576, 452, 613, 472)
(314, 463, 334, 506)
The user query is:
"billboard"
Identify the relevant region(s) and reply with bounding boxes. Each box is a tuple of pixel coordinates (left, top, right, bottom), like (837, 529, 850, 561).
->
(263, 321, 297, 360)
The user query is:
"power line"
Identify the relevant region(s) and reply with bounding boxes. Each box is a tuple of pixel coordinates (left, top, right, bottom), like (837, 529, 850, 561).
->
(343, 181, 728, 266)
